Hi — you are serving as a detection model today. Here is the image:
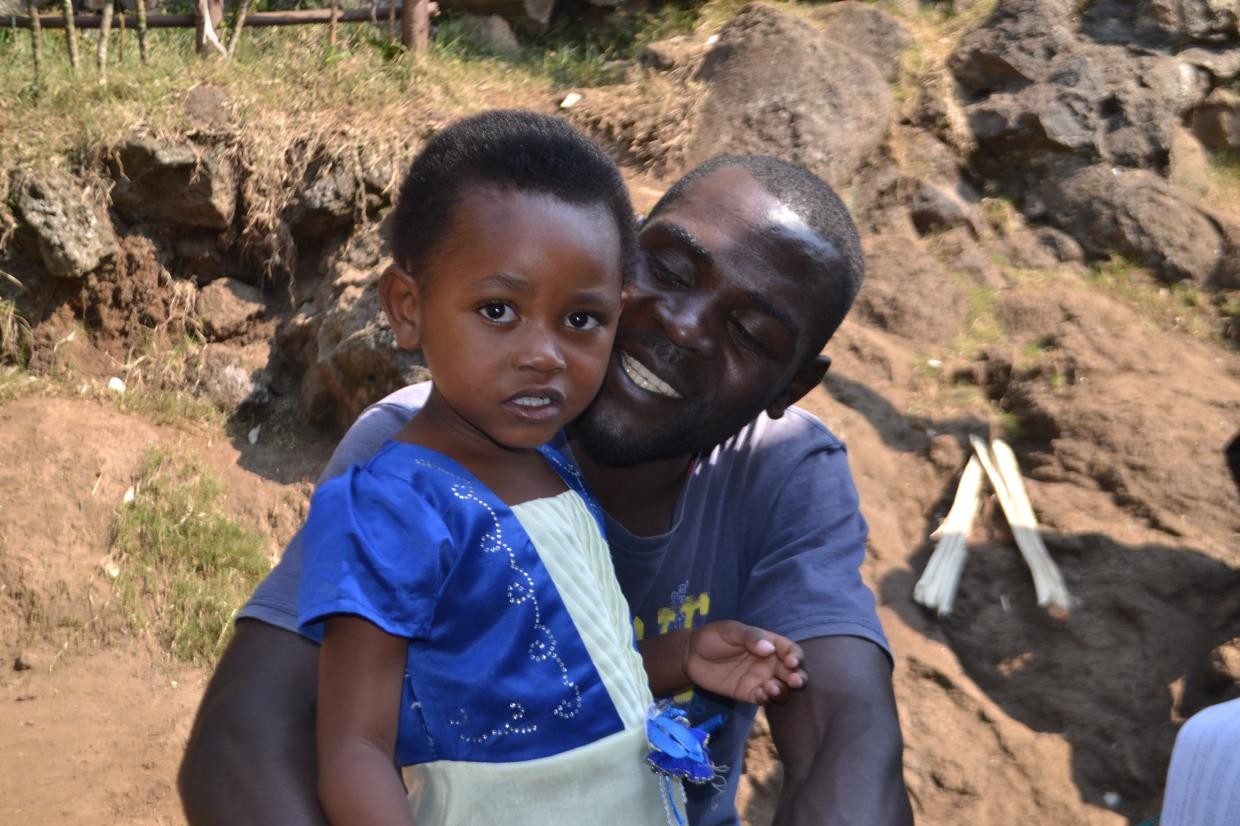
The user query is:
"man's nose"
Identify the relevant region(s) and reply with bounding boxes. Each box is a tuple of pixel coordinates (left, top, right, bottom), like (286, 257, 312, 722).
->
(513, 324, 567, 372)
(655, 293, 718, 358)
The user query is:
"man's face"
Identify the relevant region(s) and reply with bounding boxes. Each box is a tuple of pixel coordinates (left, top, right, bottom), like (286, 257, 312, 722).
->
(572, 165, 844, 466)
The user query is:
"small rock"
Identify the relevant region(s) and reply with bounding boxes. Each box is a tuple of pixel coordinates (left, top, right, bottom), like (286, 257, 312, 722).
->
(457, 14, 521, 58)
(13, 651, 34, 671)
(1103, 791, 1121, 809)
(106, 377, 127, 394)
(910, 180, 978, 236)
(560, 92, 583, 109)
(196, 278, 266, 340)
(248, 425, 261, 445)
(121, 487, 135, 506)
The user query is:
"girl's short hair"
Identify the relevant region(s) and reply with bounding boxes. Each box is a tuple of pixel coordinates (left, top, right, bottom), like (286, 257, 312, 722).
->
(390, 110, 635, 282)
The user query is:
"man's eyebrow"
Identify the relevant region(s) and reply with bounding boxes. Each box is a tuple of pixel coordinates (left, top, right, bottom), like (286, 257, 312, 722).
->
(471, 273, 532, 292)
(654, 222, 712, 262)
(745, 289, 799, 337)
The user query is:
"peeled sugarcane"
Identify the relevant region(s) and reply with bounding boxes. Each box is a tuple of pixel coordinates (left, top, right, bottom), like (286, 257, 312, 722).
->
(914, 454, 985, 617)
(968, 435, 1072, 614)
(61, 0, 79, 72)
(197, 0, 227, 56)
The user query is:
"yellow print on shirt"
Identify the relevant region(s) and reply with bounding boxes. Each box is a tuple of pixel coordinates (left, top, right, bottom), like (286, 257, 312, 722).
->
(633, 588, 710, 705)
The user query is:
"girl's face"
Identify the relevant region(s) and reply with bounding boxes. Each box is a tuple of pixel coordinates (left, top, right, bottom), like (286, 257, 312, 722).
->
(385, 185, 624, 452)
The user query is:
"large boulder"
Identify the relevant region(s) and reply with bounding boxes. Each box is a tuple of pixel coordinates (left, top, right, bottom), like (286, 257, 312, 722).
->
(810, 1, 913, 82)
(951, 0, 1202, 188)
(291, 227, 428, 430)
(1081, 0, 1240, 48)
(196, 277, 265, 340)
(1035, 164, 1223, 282)
(686, 3, 893, 191)
(108, 135, 237, 230)
(1190, 87, 1240, 152)
(13, 171, 118, 281)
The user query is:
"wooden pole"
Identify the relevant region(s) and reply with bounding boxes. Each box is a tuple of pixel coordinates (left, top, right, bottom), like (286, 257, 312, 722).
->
(117, 5, 125, 63)
(328, 0, 338, 49)
(387, 0, 396, 41)
(401, 0, 426, 51)
(28, 0, 42, 92)
(13, 6, 404, 28)
(61, 0, 79, 72)
(136, 0, 148, 63)
(196, 0, 225, 56)
(97, 0, 113, 84)
(226, 0, 250, 58)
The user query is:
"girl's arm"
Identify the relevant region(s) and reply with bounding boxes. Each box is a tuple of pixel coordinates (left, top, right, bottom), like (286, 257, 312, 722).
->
(637, 620, 807, 704)
(317, 616, 414, 826)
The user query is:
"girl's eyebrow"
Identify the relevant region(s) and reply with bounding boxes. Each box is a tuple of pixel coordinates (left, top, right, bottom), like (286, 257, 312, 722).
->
(472, 273, 532, 292)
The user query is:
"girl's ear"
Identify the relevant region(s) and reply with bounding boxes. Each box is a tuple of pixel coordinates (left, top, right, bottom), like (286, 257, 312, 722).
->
(379, 265, 423, 350)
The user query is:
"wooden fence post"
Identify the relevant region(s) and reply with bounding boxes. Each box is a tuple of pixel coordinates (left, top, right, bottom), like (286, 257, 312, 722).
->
(400, 0, 426, 51)
(28, 0, 43, 92)
(196, 0, 225, 56)
(226, 0, 250, 58)
(136, 0, 148, 63)
(97, 0, 113, 83)
(328, 0, 338, 48)
(61, 0, 79, 72)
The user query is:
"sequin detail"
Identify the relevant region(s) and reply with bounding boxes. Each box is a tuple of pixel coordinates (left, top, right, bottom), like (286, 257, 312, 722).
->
(415, 458, 583, 742)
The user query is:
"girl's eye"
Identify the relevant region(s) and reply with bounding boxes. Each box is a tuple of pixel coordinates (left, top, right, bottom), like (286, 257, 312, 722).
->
(479, 302, 516, 323)
(566, 311, 601, 331)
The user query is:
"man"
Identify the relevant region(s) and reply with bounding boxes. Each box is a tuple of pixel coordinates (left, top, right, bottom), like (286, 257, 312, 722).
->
(179, 155, 913, 826)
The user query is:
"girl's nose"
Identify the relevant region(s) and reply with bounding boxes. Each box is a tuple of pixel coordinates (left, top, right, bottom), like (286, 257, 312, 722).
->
(513, 326, 566, 372)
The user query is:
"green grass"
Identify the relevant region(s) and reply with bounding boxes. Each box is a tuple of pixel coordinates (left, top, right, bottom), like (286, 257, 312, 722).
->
(107, 449, 269, 665)
(1088, 255, 1220, 341)
(948, 280, 1003, 357)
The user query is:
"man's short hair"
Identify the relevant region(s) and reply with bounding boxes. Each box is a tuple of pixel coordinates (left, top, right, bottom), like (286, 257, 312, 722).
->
(390, 109, 636, 282)
(649, 155, 865, 347)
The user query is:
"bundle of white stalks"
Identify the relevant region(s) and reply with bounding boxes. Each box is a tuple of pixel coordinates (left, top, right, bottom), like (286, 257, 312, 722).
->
(914, 437, 1072, 618)
(914, 455, 984, 616)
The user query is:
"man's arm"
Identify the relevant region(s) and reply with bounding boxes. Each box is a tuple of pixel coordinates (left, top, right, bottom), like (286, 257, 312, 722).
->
(179, 620, 327, 825)
(766, 635, 912, 826)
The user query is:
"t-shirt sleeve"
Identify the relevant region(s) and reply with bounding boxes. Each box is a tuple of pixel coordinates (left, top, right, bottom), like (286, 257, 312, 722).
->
(740, 440, 890, 659)
(298, 466, 450, 641)
(237, 391, 423, 632)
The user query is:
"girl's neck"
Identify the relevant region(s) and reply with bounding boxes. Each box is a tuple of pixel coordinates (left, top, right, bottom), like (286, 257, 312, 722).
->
(395, 387, 566, 506)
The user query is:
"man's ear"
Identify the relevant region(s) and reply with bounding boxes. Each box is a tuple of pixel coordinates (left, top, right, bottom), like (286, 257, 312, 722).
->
(766, 354, 831, 419)
(379, 264, 422, 350)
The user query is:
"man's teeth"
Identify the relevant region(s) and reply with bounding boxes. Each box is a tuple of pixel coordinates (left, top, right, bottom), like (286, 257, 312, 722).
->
(620, 352, 682, 399)
(513, 396, 552, 407)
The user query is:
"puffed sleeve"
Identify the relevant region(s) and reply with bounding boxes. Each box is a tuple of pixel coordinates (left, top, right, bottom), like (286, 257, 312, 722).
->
(298, 464, 451, 641)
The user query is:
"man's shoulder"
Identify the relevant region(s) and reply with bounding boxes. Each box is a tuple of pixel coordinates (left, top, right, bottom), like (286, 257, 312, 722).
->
(714, 405, 845, 462)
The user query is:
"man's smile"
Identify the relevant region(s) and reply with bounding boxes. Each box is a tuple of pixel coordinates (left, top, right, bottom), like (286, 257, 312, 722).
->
(619, 351, 683, 399)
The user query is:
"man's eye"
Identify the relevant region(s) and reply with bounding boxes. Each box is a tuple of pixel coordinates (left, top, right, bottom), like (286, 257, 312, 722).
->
(566, 311, 601, 331)
(645, 253, 688, 287)
(731, 320, 769, 355)
(479, 302, 517, 323)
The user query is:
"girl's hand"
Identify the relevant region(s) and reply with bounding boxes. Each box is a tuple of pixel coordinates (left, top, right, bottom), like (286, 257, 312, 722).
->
(683, 620, 808, 705)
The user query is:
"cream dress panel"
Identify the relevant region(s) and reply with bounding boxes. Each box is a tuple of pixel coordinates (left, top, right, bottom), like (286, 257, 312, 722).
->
(404, 490, 682, 826)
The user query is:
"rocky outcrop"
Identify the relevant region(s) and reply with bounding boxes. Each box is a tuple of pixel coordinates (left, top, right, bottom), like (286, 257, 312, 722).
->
(811, 1, 913, 82)
(687, 3, 894, 190)
(13, 171, 117, 281)
(854, 234, 969, 347)
(287, 227, 428, 429)
(196, 278, 266, 340)
(1035, 165, 1223, 282)
(109, 136, 237, 231)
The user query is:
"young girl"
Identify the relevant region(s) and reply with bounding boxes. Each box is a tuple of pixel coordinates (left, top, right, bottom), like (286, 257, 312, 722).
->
(297, 110, 806, 826)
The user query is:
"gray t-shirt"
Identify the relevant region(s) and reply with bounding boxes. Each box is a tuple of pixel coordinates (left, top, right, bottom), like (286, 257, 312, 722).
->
(242, 382, 889, 826)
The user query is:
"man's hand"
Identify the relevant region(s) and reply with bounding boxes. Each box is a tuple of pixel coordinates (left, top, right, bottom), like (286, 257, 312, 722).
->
(684, 620, 808, 705)
(766, 635, 913, 826)
(179, 620, 328, 826)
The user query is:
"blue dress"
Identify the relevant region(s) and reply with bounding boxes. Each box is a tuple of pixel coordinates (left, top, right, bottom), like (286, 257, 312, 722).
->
(298, 441, 678, 825)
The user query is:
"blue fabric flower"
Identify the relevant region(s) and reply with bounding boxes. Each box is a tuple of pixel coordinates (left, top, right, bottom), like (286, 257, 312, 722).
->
(645, 704, 718, 785)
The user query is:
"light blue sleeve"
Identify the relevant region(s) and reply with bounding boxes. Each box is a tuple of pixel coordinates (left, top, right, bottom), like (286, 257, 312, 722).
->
(238, 384, 429, 633)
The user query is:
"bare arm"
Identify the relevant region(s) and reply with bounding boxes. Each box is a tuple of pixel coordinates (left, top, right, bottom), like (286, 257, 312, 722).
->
(178, 619, 327, 826)
(316, 616, 413, 826)
(766, 635, 912, 826)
